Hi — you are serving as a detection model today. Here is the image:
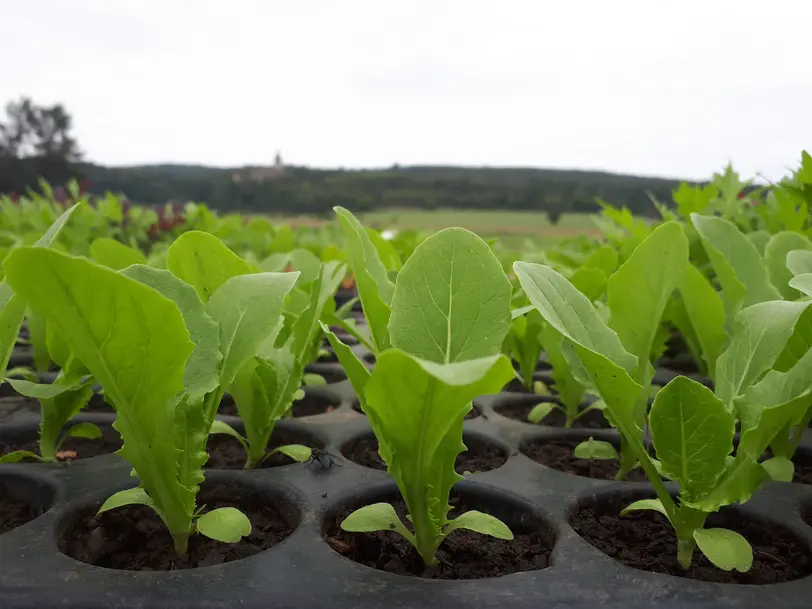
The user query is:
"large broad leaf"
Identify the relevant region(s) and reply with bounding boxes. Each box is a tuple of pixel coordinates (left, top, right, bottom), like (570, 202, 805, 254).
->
(334, 207, 394, 352)
(607, 222, 689, 383)
(4, 247, 195, 536)
(229, 350, 303, 466)
(364, 350, 514, 558)
(715, 300, 810, 405)
(205, 272, 299, 388)
(122, 265, 222, 401)
(650, 377, 734, 502)
(90, 237, 147, 270)
(672, 263, 728, 380)
(0, 203, 78, 375)
(764, 232, 812, 299)
(389, 228, 512, 364)
(167, 231, 253, 302)
(691, 214, 780, 324)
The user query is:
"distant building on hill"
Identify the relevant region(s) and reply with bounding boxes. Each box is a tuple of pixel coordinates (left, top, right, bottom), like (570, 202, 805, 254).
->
(232, 152, 285, 182)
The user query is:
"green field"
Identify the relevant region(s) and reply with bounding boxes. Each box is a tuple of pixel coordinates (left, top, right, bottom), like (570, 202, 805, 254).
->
(276, 209, 600, 247)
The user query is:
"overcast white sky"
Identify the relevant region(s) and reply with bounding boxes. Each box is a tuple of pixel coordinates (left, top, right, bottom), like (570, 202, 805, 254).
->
(1, 0, 809, 180)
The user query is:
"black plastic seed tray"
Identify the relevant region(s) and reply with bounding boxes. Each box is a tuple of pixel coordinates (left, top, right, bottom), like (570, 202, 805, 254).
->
(2, 366, 812, 609)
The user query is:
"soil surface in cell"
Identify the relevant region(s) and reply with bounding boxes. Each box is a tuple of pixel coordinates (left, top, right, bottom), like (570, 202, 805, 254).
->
(0, 425, 122, 463)
(304, 366, 347, 384)
(325, 493, 553, 579)
(572, 494, 812, 584)
(59, 481, 296, 570)
(521, 438, 648, 482)
(81, 394, 114, 413)
(789, 449, 812, 485)
(205, 427, 324, 469)
(0, 486, 48, 535)
(219, 393, 338, 418)
(343, 433, 507, 474)
(494, 398, 609, 429)
(352, 402, 481, 420)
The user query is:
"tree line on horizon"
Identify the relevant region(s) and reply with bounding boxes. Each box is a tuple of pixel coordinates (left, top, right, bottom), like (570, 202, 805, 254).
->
(1, 97, 690, 219)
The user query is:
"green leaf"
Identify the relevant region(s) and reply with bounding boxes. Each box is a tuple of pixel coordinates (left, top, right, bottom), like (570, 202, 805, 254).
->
(570, 267, 608, 302)
(122, 265, 222, 401)
(287, 262, 345, 363)
(302, 373, 326, 386)
(445, 511, 513, 539)
(229, 350, 303, 467)
(274, 444, 312, 462)
(747, 231, 771, 257)
(389, 228, 512, 364)
(27, 309, 50, 373)
(761, 457, 794, 482)
(786, 250, 812, 277)
(573, 438, 619, 460)
(205, 272, 299, 387)
(67, 422, 102, 440)
(6, 377, 81, 399)
(167, 231, 253, 302)
(98, 487, 157, 514)
(90, 237, 147, 270)
(789, 274, 812, 298)
(209, 419, 247, 448)
(334, 207, 394, 351)
(196, 507, 251, 543)
(341, 503, 414, 540)
(0, 204, 78, 375)
(691, 214, 780, 324)
(527, 401, 556, 424)
(4, 247, 196, 540)
(539, 321, 585, 416)
(321, 323, 371, 405)
(0, 450, 42, 464)
(765, 232, 812, 299)
(364, 350, 514, 563)
(261, 249, 321, 283)
(685, 457, 767, 511)
(607, 222, 689, 383)
(715, 300, 810, 405)
(621, 498, 668, 517)
(693, 528, 753, 572)
(650, 377, 734, 501)
(675, 263, 728, 379)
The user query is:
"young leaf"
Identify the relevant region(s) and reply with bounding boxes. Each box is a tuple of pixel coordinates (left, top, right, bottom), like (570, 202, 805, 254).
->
(0, 450, 42, 464)
(650, 377, 734, 501)
(621, 498, 668, 517)
(122, 265, 222, 401)
(4, 247, 196, 540)
(27, 309, 50, 373)
(167, 231, 253, 302)
(607, 222, 689, 383)
(764, 232, 812, 299)
(715, 300, 810, 405)
(67, 421, 102, 440)
(445, 511, 514, 539)
(205, 272, 299, 388)
(196, 507, 251, 543)
(573, 439, 619, 460)
(761, 457, 794, 483)
(210, 419, 249, 451)
(98, 487, 157, 514)
(789, 274, 812, 298)
(693, 528, 753, 572)
(389, 228, 512, 364)
(341, 503, 414, 540)
(274, 444, 312, 462)
(570, 267, 608, 302)
(527, 401, 556, 424)
(321, 323, 371, 404)
(90, 237, 147, 270)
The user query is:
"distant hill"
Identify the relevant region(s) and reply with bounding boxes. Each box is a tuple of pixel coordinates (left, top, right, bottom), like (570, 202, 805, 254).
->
(79, 162, 693, 217)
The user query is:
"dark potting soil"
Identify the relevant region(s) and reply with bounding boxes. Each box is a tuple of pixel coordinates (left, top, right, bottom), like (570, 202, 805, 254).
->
(790, 449, 812, 485)
(305, 368, 347, 384)
(502, 377, 556, 394)
(218, 393, 338, 418)
(317, 350, 340, 363)
(324, 493, 553, 579)
(0, 487, 47, 535)
(494, 399, 609, 429)
(0, 425, 122, 463)
(59, 481, 296, 570)
(343, 434, 508, 474)
(82, 393, 114, 413)
(521, 438, 648, 482)
(351, 402, 482, 420)
(205, 427, 324, 469)
(571, 494, 812, 584)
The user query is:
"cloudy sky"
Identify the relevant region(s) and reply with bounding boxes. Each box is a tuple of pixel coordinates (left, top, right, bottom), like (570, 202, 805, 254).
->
(2, 0, 808, 180)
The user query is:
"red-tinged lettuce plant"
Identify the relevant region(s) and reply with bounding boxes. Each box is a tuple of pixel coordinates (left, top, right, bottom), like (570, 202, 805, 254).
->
(4, 232, 300, 554)
(324, 221, 516, 566)
(515, 256, 812, 572)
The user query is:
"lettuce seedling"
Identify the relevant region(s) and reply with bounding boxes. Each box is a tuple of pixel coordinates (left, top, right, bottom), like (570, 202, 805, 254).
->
(326, 223, 516, 565)
(5, 235, 299, 554)
(515, 260, 812, 571)
(503, 308, 545, 392)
